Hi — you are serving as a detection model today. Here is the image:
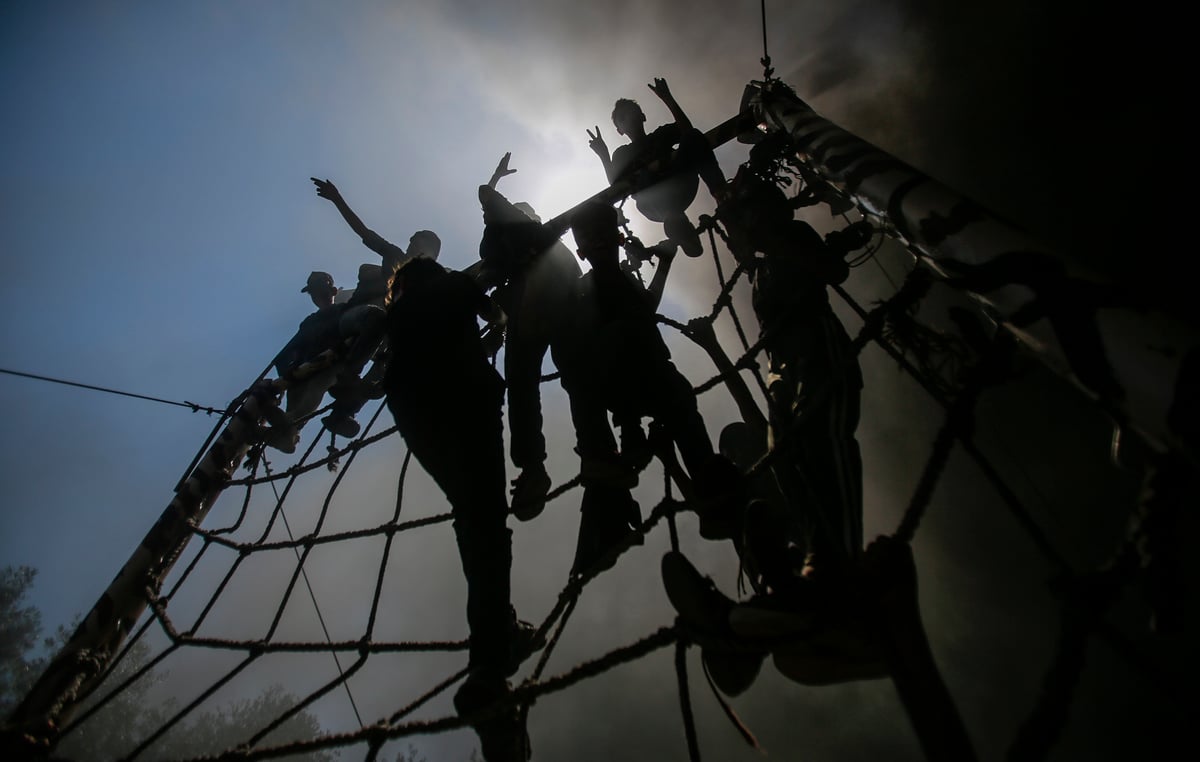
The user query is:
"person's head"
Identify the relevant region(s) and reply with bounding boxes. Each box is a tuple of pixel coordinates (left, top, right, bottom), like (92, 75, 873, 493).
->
(479, 186, 530, 226)
(389, 256, 444, 302)
(512, 201, 541, 223)
(571, 201, 622, 269)
(611, 98, 645, 137)
(407, 230, 441, 261)
(717, 167, 796, 262)
(301, 271, 337, 308)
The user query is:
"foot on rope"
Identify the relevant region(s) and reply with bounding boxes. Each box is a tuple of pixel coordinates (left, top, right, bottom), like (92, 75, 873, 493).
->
(510, 465, 552, 522)
(663, 550, 891, 693)
(508, 615, 547, 677)
(453, 672, 528, 762)
(570, 486, 644, 578)
(321, 413, 360, 439)
(661, 551, 766, 697)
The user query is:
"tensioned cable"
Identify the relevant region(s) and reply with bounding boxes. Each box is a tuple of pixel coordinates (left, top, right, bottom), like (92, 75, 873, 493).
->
(261, 453, 366, 729)
(759, 0, 774, 79)
(0, 366, 223, 415)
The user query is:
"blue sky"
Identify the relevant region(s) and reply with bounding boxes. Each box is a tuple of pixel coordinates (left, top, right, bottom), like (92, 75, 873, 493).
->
(1, 2, 1185, 760)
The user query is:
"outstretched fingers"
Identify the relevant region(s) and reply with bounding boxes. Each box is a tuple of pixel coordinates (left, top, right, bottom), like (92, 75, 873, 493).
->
(310, 177, 339, 199)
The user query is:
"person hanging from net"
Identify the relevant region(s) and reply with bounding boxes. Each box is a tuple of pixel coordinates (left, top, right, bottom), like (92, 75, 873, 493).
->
(559, 201, 743, 544)
(935, 250, 1130, 404)
(382, 256, 542, 762)
(261, 270, 386, 452)
(309, 176, 443, 437)
(660, 536, 978, 761)
(471, 152, 583, 521)
(586, 78, 727, 257)
(716, 164, 865, 593)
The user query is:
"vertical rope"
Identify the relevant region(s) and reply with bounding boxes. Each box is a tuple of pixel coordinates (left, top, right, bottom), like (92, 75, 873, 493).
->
(262, 455, 365, 729)
(675, 640, 702, 762)
(759, 0, 773, 79)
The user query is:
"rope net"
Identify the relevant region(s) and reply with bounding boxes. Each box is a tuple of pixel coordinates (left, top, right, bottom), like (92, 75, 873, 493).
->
(8, 102, 1185, 762)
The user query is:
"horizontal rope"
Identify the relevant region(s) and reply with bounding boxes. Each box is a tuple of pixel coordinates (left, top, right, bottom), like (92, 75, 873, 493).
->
(0, 366, 224, 414)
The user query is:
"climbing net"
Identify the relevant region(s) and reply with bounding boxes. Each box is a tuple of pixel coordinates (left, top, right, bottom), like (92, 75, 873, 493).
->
(23, 131, 1180, 762)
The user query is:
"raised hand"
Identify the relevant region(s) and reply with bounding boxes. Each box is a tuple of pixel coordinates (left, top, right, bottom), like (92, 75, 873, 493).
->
(586, 125, 608, 158)
(648, 77, 672, 101)
(311, 177, 341, 201)
(489, 152, 518, 188)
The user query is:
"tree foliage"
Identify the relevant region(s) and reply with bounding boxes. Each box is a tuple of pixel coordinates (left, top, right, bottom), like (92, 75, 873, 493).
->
(1, 566, 335, 761)
(0, 565, 42, 717)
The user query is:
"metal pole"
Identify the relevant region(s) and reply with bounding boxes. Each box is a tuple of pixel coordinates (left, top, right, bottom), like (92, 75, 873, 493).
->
(742, 79, 1195, 453)
(2, 351, 340, 753)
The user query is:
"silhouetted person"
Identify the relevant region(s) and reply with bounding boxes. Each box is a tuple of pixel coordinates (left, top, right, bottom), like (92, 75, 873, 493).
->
(938, 250, 1128, 403)
(587, 78, 726, 257)
(559, 201, 740, 541)
(718, 166, 864, 581)
(310, 177, 442, 434)
(474, 153, 582, 520)
(382, 257, 535, 761)
(264, 271, 385, 451)
(662, 536, 978, 761)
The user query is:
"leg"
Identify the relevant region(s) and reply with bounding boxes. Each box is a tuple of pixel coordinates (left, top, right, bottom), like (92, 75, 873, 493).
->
(389, 384, 513, 678)
(795, 317, 864, 563)
(505, 316, 553, 520)
(674, 126, 727, 200)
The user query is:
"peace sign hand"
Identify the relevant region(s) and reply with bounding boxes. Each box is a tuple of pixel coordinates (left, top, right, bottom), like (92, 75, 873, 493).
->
(586, 125, 608, 158)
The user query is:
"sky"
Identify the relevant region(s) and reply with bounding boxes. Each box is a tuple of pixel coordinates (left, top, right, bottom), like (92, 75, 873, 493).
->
(0, 1, 1188, 761)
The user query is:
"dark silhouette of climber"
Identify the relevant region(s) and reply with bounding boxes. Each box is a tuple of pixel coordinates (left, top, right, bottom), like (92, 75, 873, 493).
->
(382, 257, 538, 762)
(473, 153, 582, 520)
(938, 251, 1129, 403)
(717, 166, 864, 584)
(587, 78, 727, 257)
(559, 201, 741, 542)
(469, 157, 650, 576)
(262, 271, 385, 452)
(662, 536, 978, 762)
(309, 177, 442, 436)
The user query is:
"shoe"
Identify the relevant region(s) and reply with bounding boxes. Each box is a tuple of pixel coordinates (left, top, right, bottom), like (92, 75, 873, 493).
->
(454, 673, 528, 762)
(570, 487, 643, 577)
(453, 671, 509, 719)
(619, 423, 654, 472)
(649, 240, 679, 259)
(510, 466, 551, 522)
(670, 219, 704, 258)
(661, 552, 739, 647)
(261, 424, 299, 454)
(662, 551, 766, 696)
(508, 616, 546, 676)
(321, 414, 360, 439)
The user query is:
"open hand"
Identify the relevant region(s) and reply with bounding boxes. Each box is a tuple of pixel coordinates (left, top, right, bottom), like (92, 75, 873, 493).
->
(311, 177, 341, 201)
(490, 152, 518, 187)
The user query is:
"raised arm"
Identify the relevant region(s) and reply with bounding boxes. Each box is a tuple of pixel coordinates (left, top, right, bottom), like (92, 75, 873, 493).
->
(586, 125, 615, 182)
(648, 78, 692, 131)
(487, 152, 518, 190)
(312, 177, 407, 267)
(311, 178, 371, 239)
